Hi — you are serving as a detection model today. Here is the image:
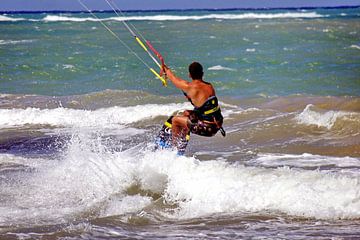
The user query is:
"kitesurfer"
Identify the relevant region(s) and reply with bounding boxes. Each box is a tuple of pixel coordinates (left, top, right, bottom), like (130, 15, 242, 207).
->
(160, 62, 225, 152)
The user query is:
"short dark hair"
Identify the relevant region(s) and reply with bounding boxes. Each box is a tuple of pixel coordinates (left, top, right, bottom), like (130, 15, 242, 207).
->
(188, 62, 203, 79)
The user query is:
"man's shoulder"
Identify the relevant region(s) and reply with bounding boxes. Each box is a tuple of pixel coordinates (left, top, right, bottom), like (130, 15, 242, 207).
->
(190, 80, 212, 87)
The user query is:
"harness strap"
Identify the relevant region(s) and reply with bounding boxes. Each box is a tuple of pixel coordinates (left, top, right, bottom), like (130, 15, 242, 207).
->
(204, 105, 220, 115)
(212, 116, 226, 137)
(164, 121, 172, 128)
(219, 127, 226, 137)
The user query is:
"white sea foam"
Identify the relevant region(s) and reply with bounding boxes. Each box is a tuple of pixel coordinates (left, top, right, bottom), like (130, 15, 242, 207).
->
(102, 195, 152, 217)
(350, 44, 360, 50)
(0, 15, 25, 21)
(0, 133, 139, 225)
(2, 131, 360, 226)
(252, 153, 360, 169)
(137, 150, 360, 219)
(0, 39, 35, 45)
(208, 65, 236, 71)
(0, 100, 240, 129)
(295, 104, 358, 129)
(0, 103, 191, 128)
(62, 64, 75, 70)
(0, 12, 326, 23)
(43, 15, 100, 22)
(219, 101, 239, 109)
(0, 154, 48, 168)
(245, 78, 256, 82)
(37, 12, 324, 22)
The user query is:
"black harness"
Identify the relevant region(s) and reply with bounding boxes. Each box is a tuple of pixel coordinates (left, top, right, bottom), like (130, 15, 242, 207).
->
(183, 91, 226, 137)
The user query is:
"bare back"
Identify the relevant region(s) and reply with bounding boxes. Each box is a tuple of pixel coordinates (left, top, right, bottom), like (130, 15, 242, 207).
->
(185, 80, 215, 107)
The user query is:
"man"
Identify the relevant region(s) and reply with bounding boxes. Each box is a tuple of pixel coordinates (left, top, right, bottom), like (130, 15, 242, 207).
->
(159, 62, 225, 152)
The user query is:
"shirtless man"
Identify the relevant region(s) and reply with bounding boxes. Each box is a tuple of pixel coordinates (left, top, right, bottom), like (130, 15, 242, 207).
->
(160, 62, 225, 151)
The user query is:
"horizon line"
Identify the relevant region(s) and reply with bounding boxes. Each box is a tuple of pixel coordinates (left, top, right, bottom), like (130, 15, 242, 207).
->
(0, 5, 359, 14)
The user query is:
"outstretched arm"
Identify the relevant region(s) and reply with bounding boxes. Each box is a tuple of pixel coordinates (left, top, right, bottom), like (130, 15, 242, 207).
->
(162, 66, 190, 92)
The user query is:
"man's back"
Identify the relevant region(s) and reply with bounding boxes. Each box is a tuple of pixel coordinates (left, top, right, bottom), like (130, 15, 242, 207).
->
(186, 80, 216, 107)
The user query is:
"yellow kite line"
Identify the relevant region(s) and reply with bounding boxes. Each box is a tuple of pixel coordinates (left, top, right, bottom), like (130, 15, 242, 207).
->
(105, 0, 162, 68)
(77, 0, 167, 86)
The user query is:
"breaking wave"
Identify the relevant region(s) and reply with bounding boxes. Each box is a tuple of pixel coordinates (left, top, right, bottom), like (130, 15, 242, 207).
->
(350, 44, 360, 50)
(0, 103, 190, 128)
(44, 12, 324, 22)
(1, 12, 325, 23)
(208, 65, 237, 71)
(143, 152, 360, 219)
(295, 104, 360, 129)
(2, 135, 360, 226)
(0, 39, 35, 45)
(0, 15, 25, 21)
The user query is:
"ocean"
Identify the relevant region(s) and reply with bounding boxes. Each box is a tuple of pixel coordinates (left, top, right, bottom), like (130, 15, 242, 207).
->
(1, 6, 360, 239)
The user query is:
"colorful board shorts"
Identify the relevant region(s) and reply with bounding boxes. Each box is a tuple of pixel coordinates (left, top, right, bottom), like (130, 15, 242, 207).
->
(188, 112, 221, 137)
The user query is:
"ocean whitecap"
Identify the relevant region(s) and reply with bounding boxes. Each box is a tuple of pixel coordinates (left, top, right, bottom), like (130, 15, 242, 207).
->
(208, 65, 236, 71)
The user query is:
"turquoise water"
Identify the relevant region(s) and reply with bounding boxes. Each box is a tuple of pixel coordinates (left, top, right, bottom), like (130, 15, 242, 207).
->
(1, 8, 359, 97)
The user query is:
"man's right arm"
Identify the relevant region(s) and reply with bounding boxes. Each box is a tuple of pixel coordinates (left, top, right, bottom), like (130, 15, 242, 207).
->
(163, 66, 190, 92)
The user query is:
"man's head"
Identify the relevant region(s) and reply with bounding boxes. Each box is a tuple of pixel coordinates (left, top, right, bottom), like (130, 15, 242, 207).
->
(188, 62, 203, 80)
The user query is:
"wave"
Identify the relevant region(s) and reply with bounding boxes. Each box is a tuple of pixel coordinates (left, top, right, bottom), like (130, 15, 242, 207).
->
(208, 65, 236, 71)
(0, 98, 239, 128)
(141, 152, 360, 220)
(110, 12, 324, 21)
(2, 136, 360, 226)
(295, 104, 360, 129)
(0, 103, 191, 128)
(246, 48, 256, 52)
(43, 15, 100, 22)
(0, 15, 25, 21)
(0, 39, 35, 45)
(1, 12, 324, 23)
(350, 44, 360, 50)
(252, 153, 360, 169)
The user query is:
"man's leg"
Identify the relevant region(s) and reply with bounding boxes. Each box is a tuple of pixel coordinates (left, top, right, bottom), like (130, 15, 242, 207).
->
(171, 115, 190, 148)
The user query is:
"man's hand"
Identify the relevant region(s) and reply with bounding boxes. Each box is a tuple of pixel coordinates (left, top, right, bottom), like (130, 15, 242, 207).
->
(160, 64, 169, 77)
